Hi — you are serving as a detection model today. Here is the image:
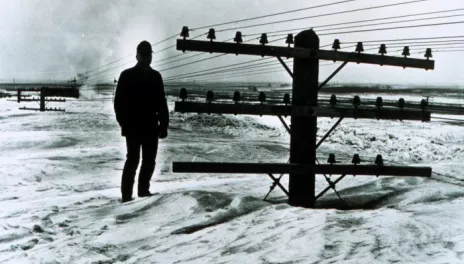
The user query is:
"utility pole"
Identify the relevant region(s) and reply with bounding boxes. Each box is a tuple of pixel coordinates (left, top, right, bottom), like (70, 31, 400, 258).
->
(289, 30, 319, 207)
(171, 27, 435, 208)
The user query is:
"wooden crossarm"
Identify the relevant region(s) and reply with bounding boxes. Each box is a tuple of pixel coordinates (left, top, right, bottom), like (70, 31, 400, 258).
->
(172, 162, 432, 177)
(18, 98, 66, 102)
(177, 39, 434, 70)
(175, 102, 430, 121)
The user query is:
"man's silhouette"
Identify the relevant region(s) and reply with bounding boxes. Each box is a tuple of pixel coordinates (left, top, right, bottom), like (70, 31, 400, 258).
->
(114, 40, 169, 203)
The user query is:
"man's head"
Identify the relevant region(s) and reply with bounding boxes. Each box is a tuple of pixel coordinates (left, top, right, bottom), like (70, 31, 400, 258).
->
(136, 40, 153, 67)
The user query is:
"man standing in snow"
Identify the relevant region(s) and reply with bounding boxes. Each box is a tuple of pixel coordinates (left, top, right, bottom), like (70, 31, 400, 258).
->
(114, 40, 169, 203)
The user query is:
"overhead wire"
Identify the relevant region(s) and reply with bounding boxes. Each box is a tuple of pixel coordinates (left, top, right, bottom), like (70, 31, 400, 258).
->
(318, 20, 464, 37)
(86, 0, 431, 83)
(86, 36, 254, 85)
(190, 62, 339, 82)
(82, 0, 357, 82)
(166, 60, 292, 81)
(337, 41, 464, 53)
(87, 27, 464, 85)
(181, 62, 338, 82)
(164, 58, 273, 81)
(267, 13, 464, 38)
(325, 35, 464, 46)
(85, 33, 218, 85)
(84, 1, 460, 85)
(85, 0, 464, 86)
(84, 33, 208, 84)
(214, 0, 428, 33)
(82, 32, 179, 76)
(116, 2, 456, 81)
(190, 0, 357, 30)
(243, 8, 464, 39)
(263, 20, 464, 47)
(36, 0, 464, 87)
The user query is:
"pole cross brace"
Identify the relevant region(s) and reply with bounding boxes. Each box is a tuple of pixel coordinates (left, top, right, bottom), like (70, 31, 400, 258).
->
(318, 61, 349, 90)
(276, 56, 294, 78)
(265, 173, 289, 199)
(315, 174, 347, 201)
(277, 115, 291, 134)
(316, 117, 343, 149)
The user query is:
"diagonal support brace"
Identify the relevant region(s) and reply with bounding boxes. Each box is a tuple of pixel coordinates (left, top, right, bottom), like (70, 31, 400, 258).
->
(318, 60, 348, 90)
(277, 56, 294, 78)
(315, 174, 347, 201)
(277, 115, 291, 134)
(266, 173, 289, 197)
(316, 117, 343, 149)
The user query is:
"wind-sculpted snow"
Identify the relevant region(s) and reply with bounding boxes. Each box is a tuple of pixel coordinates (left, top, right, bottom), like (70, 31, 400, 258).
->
(170, 112, 282, 138)
(0, 92, 464, 263)
(171, 193, 269, 235)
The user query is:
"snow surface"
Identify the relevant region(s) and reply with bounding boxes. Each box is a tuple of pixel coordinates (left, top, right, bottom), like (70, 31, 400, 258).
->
(0, 92, 464, 263)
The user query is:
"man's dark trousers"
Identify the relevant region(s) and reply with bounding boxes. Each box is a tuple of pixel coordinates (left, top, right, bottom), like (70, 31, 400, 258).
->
(121, 131, 158, 200)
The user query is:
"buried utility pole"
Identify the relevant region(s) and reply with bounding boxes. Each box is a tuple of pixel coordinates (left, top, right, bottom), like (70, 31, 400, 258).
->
(172, 27, 435, 208)
(11, 87, 69, 112)
(289, 30, 319, 207)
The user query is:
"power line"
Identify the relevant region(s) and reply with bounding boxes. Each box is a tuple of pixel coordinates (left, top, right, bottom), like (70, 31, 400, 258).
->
(79, 2, 427, 83)
(191, 0, 356, 30)
(343, 41, 464, 53)
(82, 33, 208, 82)
(432, 116, 464, 122)
(153, 53, 204, 67)
(244, 8, 464, 39)
(268, 13, 464, 38)
(359, 39, 464, 47)
(176, 63, 294, 81)
(266, 19, 464, 45)
(267, 20, 464, 46)
(84, 45, 177, 82)
(176, 62, 337, 82)
(394, 44, 464, 52)
(84, 0, 361, 82)
(154, 35, 238, 67)
(85, 34, 224, 83)
(86, 7, 464, 84)
(158, 54, 227, 72)
(82, 32, 179, 76)
(164, 58, 273, 80)
(165, 60, 289, 81)
(188, 68, 290, 81)
(318, 20, 464, 37)
(83, 55, 133, 76)
(318, 14, 464, 34)
(87, 31, 464, 85)
(331, 35, 464, 45)
(156, 36, 260, 73)
(434, 49, 464, 52)
(185, 63, 338, 82)
(410, 48, 464, 54)
(214, 0, 427, 33)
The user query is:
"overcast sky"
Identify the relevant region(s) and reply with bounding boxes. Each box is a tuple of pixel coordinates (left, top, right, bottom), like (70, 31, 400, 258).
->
(1, 0, 464, 85)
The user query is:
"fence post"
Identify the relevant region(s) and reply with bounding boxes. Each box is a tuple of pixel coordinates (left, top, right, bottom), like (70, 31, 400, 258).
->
(289, 29, 319, 207)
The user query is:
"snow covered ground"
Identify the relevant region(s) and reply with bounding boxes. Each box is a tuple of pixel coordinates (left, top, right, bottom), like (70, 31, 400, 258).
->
(0, 91, 464, 263)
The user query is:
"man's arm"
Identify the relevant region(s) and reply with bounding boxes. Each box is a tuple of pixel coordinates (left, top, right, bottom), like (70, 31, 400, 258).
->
(114, 71, 128, 127)
(158, 73, 169, 129)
